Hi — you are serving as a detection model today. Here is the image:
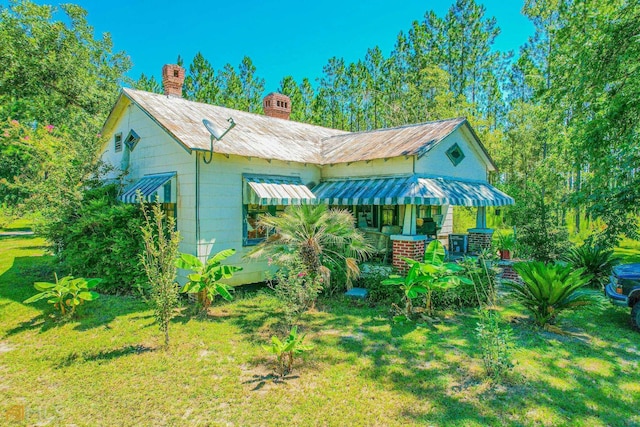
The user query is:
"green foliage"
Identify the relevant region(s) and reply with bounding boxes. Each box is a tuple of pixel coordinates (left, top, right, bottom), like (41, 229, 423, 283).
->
(508, 261, 603, 328)
(140, 201, 181, 348)
(382, 240, 471, 320)
(431, 254, 498, 310)
(0, 1, 130, 219)
(263, 326, 313, 377)
(563, 243, 618, 290)
(23, 273, 100, 316)
(514, 196, 571, 263)
(176, 249, 241, 310)
(269, 261, 323, 327)
(356, 263, 401, 303)
(51, 185, 146, 295)
(249, 204, 369, 298)
(475, 309, 515, 381)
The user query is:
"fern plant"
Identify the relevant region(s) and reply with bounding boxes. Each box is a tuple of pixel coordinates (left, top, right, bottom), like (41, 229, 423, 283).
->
(563, 244, 617, 289)
(508, 261, 602, 328)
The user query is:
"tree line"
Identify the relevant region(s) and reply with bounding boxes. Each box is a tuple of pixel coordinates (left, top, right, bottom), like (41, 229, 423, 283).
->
(1, 0, 638, 246)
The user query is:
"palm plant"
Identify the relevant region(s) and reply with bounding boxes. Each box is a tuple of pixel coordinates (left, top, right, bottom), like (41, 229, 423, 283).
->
(248, 205, 370, 293)
(508, 261, 602, 328)
(562, 244, 617, 290)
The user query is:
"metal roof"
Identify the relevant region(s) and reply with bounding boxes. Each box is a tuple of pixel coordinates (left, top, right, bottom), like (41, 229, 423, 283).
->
(122, 88, 345, 164)
(115, 88, 492, 167)
(243, 174, 316, 206)
(121, 172, 176, 203)
(312, 175, 515, 207)
(321, 118, 466, 164)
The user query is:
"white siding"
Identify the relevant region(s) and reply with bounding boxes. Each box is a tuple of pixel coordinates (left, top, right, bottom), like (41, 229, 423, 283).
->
(197, 155, 321, 285)
(415, 127, 488, 181)
(98, 103, 195, 259)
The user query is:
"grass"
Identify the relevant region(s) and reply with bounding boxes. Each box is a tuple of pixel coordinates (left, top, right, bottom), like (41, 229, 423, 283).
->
(1, 235, 639, 426)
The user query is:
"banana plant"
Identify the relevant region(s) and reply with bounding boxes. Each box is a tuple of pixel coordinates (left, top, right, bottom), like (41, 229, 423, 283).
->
(175, 249, 242, 309)
(23, 274, 101, 316)
(383, 240, 472, 320)
(263, 326, 313, 376)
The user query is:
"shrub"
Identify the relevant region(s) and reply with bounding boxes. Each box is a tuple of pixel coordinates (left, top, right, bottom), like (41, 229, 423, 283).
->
(515, 199, 571, 263)
(508, 261, 603, 328)
(563, 243, 617, 290)
(476, 309, 515, 380)
(268, 260, 323, 327)
(51, 184, 147, 295)
(140, 201, 181, 348)
(431, 255, 498, 310)
(23, 274, 101, 317)
(382, 240, 471, 320)
(356, 263, 401, 303)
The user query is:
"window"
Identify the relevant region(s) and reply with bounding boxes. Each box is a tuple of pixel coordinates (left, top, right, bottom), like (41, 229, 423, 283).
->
(125, 129, 140, 151)
(114, 133, 123, 152)
(381, 205, 398, 226)
(243, 204, 284, 246)
(445, 143, 465, 166)
(356, 205, 378, 229)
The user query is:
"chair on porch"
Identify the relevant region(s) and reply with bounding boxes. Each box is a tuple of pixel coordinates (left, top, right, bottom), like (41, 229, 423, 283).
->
(364, 231, 391, 264)
(418, 218, 438, 239)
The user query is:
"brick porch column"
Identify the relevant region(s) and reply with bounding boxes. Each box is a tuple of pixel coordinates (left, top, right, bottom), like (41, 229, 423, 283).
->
(390, 234, 427, 275)
(467, 228, 494, 253)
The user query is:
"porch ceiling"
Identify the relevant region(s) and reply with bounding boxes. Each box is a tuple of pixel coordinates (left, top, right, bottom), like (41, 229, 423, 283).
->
(312, 175, 514, 207)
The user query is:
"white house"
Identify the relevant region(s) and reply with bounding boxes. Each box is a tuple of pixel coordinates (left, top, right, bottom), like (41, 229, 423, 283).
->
(99, 64, 513, 285)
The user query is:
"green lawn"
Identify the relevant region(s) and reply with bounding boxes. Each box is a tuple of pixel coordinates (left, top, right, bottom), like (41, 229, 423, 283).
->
(1, 235, 638, 426)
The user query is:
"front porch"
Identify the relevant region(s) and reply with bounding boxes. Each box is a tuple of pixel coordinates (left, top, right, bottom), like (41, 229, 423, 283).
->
(312, 175, 514, 271)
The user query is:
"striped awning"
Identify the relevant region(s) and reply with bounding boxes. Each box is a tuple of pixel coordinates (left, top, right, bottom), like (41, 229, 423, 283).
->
(120, 172, 176, 203)
(243, 174, 316, 206)
(312, 175, 514, 207)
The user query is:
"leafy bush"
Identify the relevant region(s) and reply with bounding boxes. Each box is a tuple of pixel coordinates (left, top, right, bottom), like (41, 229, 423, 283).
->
(508, 261, 602, 328)
(176, 250, 241, 310)
(263, 326, 313, 377)
(475, 309, 515, 380)
(383, 240, 471, 320)
(515, 199, 571, 263)
(51, 184, 147, 295)
(268, 260, 323, 327)
(23, 274, 101, 317)
(356, 263, 400, 303)
(563, 243, 617, 289)
(431, 255, 498, 310)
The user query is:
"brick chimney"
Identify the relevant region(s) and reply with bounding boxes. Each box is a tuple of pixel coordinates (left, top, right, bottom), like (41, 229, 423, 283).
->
(162, 64, 185, 97)
(263, 93, 291, 120)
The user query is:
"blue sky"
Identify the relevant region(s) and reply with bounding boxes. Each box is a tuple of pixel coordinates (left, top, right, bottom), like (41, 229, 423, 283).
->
(26, 0, 534, 91)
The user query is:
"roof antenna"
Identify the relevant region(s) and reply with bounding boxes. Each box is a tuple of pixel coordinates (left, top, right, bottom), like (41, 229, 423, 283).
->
(201, 117, 235, 164)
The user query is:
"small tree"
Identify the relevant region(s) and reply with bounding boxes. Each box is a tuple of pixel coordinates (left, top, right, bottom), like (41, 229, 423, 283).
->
(140, 200, 181, 348)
